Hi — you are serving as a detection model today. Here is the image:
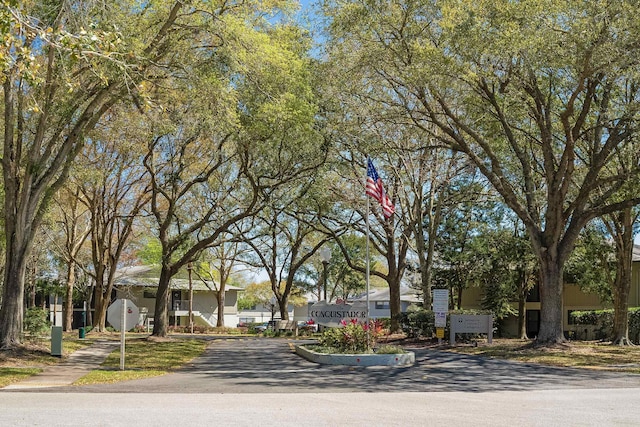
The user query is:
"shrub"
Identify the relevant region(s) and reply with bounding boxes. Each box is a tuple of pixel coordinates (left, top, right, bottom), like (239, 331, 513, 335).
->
(318, 320, 380, 353)
(376, 317, 392, 330)
(570, 308, 640, 343)
(375, 344, 406, 354)
(23, 307, 49, 337)
(400, 308, 434, 338)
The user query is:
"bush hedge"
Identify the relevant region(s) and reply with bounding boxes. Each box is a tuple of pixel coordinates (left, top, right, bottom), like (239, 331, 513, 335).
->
(23, 307, 49, 338)
(569, 308, 640, 343)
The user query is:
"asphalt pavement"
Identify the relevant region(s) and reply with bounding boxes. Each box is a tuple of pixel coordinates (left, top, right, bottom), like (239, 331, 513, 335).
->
(2, 337, 640, 425)
(5, 336, 640, 393)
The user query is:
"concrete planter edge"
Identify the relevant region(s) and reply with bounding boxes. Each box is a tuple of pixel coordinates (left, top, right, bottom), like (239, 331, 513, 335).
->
(295, 344, 415, 367)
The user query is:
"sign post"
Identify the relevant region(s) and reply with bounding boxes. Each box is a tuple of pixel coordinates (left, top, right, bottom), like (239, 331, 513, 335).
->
(107, 299, 139, 370)
(120, 299, 126, 370)
(432, 289, 449, 344)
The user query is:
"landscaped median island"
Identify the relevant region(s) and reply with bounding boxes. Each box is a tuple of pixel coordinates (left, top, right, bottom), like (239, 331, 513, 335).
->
(294, 320, 415, 367)
(295, 343, 415, 367)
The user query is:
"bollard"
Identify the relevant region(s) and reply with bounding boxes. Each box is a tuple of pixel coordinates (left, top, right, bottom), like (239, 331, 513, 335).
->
(51, 326, 63, 357)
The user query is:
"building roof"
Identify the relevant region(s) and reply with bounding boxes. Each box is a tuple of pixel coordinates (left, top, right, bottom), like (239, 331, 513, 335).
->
(354, 287, 421, 304)
(114, 265, 243, 292)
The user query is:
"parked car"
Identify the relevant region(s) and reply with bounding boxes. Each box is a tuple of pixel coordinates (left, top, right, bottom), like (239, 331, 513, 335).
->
(298, 320, 318, 332)
(253, 322, 269, 333)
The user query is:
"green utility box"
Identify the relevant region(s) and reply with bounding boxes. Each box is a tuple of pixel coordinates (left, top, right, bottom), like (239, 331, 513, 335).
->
(79, 327, 85, 339)
(51, 326, 63, 357)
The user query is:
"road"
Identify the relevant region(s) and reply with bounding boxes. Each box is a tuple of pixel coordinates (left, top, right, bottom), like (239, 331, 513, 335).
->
(1, 337, 639, 425)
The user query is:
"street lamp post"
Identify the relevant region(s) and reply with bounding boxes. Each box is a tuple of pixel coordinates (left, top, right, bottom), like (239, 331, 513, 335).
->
(187, 261, 193, 334)
(269, 296, 277, 330)
(319, 247, 331, 302)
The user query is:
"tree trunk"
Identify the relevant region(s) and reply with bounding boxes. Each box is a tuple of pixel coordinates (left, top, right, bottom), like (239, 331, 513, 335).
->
(0, 248, 28, 349)
(456, 284, 463, 310)
(29, 280, 36, 309)
(216, 290, 225, 327)
(152, 265, 172, 337)
(92, 273, 108, 331)
(93, 293, 108, 331)
(92, 260, 119, 331)
(610, 208, 634, 345)
(86, 282, 94, 327)
(63, 263, 76, 331)
(416, 223, 432, 309)
(517, 278, 528, 340)
(612, 263, 632, 345)
(537, 253, 565, 343)
(279, 295, 290, 321)
(389, 275, 402, 332)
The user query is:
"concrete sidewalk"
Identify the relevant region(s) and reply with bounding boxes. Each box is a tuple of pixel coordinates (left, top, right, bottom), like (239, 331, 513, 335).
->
(2, 340, 119, 390)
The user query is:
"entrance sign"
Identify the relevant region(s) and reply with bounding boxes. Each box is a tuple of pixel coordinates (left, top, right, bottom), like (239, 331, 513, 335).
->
(450, 314, 493, 345)
(309, 301, 367, 326)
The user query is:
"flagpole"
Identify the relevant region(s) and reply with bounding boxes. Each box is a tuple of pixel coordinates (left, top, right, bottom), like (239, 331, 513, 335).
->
(365, 157, 371, 349)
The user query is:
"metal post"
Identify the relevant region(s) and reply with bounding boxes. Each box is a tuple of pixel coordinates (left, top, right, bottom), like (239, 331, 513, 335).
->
(120, 299, 126, 371)
(365, 157, 371, 349)
(188, 261, 193, 334)
(83, 301, 87, 327)
(322, 260, 328, 301)
(319, 247, 331, 302)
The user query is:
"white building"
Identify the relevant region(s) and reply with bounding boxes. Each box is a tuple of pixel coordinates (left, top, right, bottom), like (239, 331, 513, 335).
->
(113, 265, 242, 329)
(353, 287, 421, 319)
(294, 287, 421, 321)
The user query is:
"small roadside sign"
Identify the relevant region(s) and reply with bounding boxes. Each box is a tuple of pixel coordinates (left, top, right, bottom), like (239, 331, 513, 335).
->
(435, 312, 447, 328)
(432, 289, 449, 313)
(107, 299, 139, 332)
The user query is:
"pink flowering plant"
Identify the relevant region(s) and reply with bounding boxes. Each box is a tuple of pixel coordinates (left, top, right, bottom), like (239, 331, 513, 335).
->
(318, 319, 382, 354)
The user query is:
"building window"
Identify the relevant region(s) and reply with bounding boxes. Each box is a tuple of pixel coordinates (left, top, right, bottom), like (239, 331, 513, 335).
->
(568, 310, 576, 325)
(143, 289, 157, 299)
(375, 301, 390, 310)
(527, 284, 540, 302)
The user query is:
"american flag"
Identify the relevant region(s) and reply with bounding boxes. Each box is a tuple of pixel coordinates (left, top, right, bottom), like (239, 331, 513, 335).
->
(366, 158, 395, 219)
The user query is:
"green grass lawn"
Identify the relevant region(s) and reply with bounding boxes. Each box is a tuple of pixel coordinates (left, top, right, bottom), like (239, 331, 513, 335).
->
(0, 334, 92, 387)
(0, 334, 208, 387)
(447, 339, 640, 373)
(74, 337, 208, 385)
(0, 368, 42, 388)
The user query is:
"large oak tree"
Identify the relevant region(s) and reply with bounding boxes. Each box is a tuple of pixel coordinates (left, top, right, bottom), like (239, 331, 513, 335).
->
(143, 11, 324, 337)
(324, 0, 640, 343)
(0, 0, 187, 348)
